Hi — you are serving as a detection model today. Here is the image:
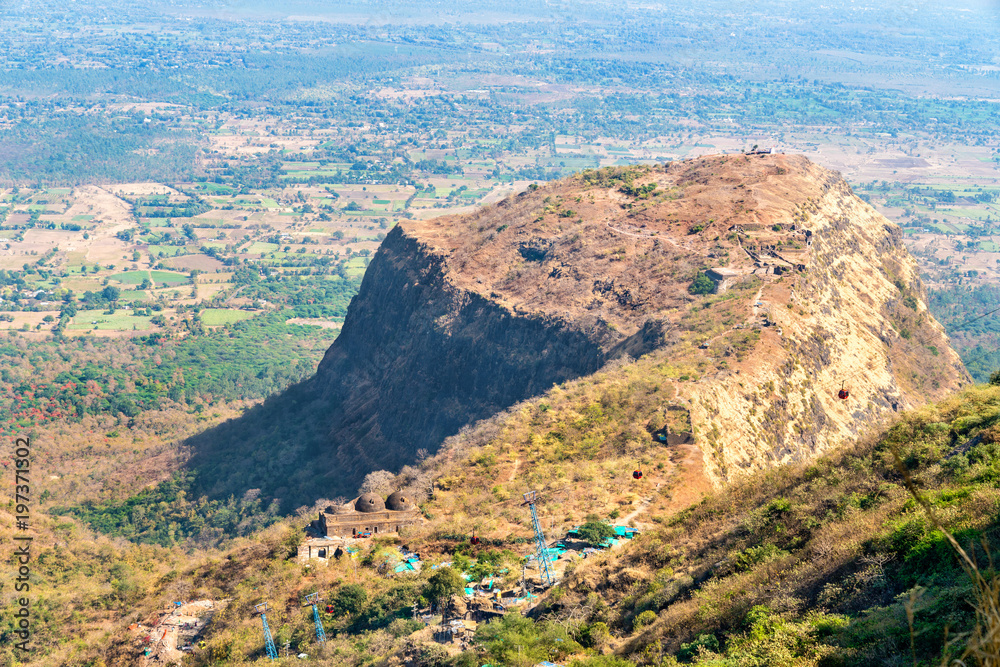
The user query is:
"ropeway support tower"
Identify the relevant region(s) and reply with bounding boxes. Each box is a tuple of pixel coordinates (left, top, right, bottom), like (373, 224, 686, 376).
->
(304, 592, 327, 643)
(254, 602, 279, 660)
(522, 490, 554, 587)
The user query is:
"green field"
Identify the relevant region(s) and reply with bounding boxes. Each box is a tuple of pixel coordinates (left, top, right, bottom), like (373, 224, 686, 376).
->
(344, 256, 369, 277)
(200, 308, 254, 326)
(111, 270, 190, 286)
(68, 310, 156, 331)
(151, 270, 190, 284)
(147, 245, 187, 257)
(71, 215, 94, 221)
(247, 242, 280, 254)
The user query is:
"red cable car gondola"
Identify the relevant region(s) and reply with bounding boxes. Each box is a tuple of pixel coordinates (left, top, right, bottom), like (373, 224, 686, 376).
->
(632, 469, 643, 480)
(838, 381, 849, 401)
(470, 529, 480, 545)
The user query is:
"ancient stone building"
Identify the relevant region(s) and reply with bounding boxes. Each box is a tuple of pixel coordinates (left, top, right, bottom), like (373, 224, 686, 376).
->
(704, 267, 742, 293)
(316, 491, 422, 538)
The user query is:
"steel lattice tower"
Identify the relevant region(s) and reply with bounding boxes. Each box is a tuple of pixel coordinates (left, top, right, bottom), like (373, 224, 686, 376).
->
(522, 491, 554, 587)
(254, 603, 278, 660)
(304, 593, 327, 643)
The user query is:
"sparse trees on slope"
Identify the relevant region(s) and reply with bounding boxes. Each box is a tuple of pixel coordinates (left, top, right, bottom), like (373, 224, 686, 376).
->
(360, 469, 397, 496)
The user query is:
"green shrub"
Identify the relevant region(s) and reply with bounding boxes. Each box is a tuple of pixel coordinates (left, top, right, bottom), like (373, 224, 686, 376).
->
(942, 453, 970, 477)
(689, 272, 715, 295)
(424, 567, 466, 606)
(332, 584, 368, 618)
(387, 618, 424, 637)
(475, 613, 582, 665)
(577, 516, 616, 547)
(633, 609, 657, 630)
(734, 543, 788, 572)
(569, 656, 635, 667)
(678, 633, 719, 662)
(577, 621, 610, 648)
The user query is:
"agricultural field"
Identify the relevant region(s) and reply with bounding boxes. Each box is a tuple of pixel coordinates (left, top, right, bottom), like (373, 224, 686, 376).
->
(200, 308, 253, 326)
(66, 309, 156, 332)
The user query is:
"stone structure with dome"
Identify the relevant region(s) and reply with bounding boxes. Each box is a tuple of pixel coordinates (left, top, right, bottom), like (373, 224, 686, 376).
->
(314, 490, 423, 538)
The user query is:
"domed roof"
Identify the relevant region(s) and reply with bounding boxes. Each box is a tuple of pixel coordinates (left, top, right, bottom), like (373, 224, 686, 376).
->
(355, 492, 385, 513)
(386, 490, 415, 511)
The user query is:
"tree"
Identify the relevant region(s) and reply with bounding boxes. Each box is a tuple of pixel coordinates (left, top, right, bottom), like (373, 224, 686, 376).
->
(424, 567, 465, 608)
(577, 515, 615, 547)
(359, 470, 396, 496)
(332, 584, 367, 617)
(102, 285, 121, 302)
(688, 271, 715, 295)
(474, 613, 582, 666)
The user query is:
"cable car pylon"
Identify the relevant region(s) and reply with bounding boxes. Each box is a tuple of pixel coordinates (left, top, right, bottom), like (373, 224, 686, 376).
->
(254, 602, 278, 660)
(522, 490, 554, 587)
(304, 592, 327, 644)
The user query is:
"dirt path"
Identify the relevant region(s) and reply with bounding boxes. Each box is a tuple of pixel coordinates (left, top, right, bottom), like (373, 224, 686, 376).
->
(506, 457, 521, 483)
(606, 221, 693, 251)
(224, 284, 247, 304)
(618, 494, 653, 526)
(750, 285, 765, 322)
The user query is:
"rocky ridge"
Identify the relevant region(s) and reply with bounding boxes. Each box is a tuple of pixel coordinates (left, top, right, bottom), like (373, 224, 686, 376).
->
(187, 153, 967, 507)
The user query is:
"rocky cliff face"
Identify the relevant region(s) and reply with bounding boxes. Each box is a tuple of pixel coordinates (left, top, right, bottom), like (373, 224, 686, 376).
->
(674, 160, 969, 479)
(310, 226, 662, 478)
(187, 154, 967, 507)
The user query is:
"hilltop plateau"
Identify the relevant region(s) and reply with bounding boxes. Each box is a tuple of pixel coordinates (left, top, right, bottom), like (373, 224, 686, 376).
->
(184, 153, 967, 514)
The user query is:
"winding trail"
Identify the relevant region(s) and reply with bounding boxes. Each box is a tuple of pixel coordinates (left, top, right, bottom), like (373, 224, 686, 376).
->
(606, 221, 693, 251)
(618, 494, 653, 526)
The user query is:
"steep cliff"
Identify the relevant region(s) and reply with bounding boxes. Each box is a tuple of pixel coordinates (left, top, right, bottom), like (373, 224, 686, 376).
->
(185, 154, 967, 510)
(309, 225, 660, 478)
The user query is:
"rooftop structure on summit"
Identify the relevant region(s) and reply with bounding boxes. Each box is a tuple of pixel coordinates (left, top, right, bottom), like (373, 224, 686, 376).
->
(312, 491, 422, 538)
